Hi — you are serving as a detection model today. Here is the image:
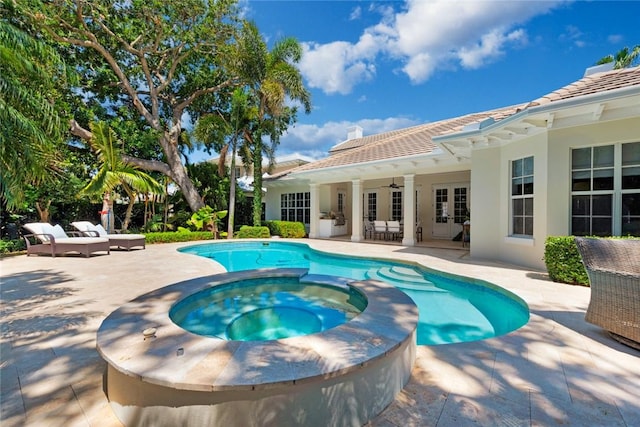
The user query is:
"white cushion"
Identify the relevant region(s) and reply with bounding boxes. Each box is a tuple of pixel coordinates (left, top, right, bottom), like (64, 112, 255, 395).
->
(50, 224, 69, 239)
(72, 221, 95, 232)
(94, 224, 108, 237)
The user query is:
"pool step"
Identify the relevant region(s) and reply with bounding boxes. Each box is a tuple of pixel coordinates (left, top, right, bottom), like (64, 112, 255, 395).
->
(366, 267, 446, 292)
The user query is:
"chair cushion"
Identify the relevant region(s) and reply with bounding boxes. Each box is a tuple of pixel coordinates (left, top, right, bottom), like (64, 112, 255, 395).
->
(71, 221, 95, 232)
(94, 224, 109, 237)
(50, 224, 69, 239)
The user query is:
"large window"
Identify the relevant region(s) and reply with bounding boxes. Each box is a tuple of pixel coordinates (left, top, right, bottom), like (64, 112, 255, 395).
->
(280, 192, 310, 224)
(391, 190, 402, 220)
(571, 142, 640, 236)
(511, 156, 534, 236)
(366, 192, 377, 220)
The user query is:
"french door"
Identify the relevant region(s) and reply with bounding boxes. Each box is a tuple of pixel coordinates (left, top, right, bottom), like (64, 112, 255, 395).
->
(432, 183, 470, 239)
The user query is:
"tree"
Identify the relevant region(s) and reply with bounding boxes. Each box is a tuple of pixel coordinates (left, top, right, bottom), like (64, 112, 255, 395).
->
(235, 22, 311, 226)
(596, 45, 640, 69)
(0, 7, 71, 209)
(194, 87, 255, 238)
(81, 122, 163, 232)
(27, 0, 243, 212)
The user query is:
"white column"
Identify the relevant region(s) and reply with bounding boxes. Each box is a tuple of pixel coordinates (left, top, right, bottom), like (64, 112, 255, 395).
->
(351, 179, 363, 242)
(309, 183, 319, 239)
(402, 174, 416, 246)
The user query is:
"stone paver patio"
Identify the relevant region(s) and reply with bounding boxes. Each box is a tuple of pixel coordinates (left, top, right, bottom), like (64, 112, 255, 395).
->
(1, 239, 638, 426)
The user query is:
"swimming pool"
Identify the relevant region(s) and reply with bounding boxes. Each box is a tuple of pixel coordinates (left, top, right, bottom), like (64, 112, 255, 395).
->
(179, 241, 529, 345)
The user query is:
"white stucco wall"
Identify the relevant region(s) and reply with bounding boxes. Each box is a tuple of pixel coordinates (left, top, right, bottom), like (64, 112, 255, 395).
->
(471, 116, 640, 270)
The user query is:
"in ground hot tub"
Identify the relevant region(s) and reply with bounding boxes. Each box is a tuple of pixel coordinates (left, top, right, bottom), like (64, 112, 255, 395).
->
(97, 269, 418, 427)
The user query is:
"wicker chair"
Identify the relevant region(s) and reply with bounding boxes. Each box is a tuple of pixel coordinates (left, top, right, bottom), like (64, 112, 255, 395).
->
(575, 237, 640, 350)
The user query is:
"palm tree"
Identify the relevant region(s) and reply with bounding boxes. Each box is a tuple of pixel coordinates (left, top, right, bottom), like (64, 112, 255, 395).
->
(0, 17, 69, 208)
(81, 122, 163, 232)
(596, 45, 640, 69)
(194, 88, 256, 238)
(236, 21, 311, 226)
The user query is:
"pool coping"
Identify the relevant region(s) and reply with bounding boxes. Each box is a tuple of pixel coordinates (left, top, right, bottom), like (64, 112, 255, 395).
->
(96, 268, 419, 392)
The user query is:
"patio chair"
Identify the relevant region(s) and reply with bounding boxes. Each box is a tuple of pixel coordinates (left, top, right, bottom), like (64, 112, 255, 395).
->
(373, 221, 387, 240)
(23, 222, 110, 258)
(574, 237, 640, 350)
(387, 220, 403, 241)
(364, 221, 375, 239)
(71, 221, 146, 251)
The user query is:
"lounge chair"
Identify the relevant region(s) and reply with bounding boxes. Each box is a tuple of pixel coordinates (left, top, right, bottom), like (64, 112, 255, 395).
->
(575, 237, 640, 350)
(23, 222, 110, 258)
(71, 221, 146, 251)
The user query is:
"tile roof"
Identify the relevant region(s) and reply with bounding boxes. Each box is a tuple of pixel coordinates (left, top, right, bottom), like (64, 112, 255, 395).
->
(281, 66, 640, 176)
(526, 66, 640, 107)
(292, 104, 525, 173)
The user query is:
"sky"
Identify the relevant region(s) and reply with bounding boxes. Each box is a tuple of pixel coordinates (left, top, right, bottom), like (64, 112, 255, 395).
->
(189, 0, 640, 163)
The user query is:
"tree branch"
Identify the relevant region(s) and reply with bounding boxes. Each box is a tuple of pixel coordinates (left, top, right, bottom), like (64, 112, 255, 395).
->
(122, 155, 173, 177)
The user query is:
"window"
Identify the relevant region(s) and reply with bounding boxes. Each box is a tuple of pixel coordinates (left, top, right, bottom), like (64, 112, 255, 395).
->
(280, 192, 310, 224)
(337, 191, 346, 213)
(453, 187, 468, 224)
(511, 156, 534, 236)
(572, 142, 640, 236)
(366, 192, 377, 220)
(391, 190, 402, 220)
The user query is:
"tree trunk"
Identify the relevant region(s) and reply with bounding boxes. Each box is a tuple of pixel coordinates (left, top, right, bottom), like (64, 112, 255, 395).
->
(227, 146, 237, 239)
(252, 138, 263, 226)
(122, 191, 136, 231)
(101, 192, 115, 233)
(35, 200, 51, 223)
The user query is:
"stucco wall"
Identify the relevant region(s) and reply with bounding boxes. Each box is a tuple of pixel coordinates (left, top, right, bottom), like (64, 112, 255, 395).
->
(471, 116, 640, 270)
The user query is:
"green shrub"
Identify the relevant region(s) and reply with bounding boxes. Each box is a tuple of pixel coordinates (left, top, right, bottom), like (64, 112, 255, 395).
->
(0, 238, 26, 254)
(265, 220, 306, 238)
(235, 226, 270, 239)
(143, 231, 213, 244)
(544, 236, 589, 286)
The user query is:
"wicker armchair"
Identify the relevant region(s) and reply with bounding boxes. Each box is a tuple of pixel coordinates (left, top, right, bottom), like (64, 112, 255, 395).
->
(575, 237, 640, 350)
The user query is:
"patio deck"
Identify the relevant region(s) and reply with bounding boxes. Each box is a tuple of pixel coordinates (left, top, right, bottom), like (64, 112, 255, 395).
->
(1, 239, 638, 426)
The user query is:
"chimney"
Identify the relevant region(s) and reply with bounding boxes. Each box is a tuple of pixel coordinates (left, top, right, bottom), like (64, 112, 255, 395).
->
(584, 62, 614, 77)
(347, 125, 363, 140)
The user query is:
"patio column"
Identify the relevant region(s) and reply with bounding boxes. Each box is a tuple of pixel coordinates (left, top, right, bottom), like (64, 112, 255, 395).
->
(351, 179, 363, 242)
(402, 174, 416, 246)
(308, 183, 320, 238)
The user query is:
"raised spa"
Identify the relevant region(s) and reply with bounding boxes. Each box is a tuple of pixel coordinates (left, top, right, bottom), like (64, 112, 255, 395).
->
(169, 276, 367, 340)
(97, 269, 417, 427)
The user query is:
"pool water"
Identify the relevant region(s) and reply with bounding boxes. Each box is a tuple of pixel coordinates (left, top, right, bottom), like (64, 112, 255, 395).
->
(170, 276, 367, 340)
(179, 241, 529, 345)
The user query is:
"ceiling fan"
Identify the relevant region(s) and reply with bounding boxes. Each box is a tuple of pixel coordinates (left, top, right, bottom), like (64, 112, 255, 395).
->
(382, 178, 404, 189)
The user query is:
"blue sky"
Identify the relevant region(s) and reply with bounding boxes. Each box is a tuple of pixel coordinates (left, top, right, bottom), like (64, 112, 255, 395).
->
(190, 0, 640, 163)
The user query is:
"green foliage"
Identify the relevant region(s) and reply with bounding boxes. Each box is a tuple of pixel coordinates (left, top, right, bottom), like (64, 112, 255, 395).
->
(187, 206, 228, 232)
(0, 238, 26, 254)
(265, 220, 306, 238)
(235, 226, 270, 239)
(544, 236, 589, 286)
(143, 231, 213, 244)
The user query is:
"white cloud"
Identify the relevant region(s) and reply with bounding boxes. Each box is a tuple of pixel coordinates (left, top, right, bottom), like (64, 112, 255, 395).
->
(277, 117, 420, 158)
(607, 34, 624, 44)
(349, 6, 362, 21)
(299, 0, 565, 91)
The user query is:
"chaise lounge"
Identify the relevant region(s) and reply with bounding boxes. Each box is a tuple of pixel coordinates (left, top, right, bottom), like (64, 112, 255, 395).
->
(23, 223, 110, 258)
(575, 237, 640, 350)
(71, 221, 146, 251)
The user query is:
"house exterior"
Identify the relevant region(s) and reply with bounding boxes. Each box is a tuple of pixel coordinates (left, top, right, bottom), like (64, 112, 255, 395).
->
(264, 66, 640, 270)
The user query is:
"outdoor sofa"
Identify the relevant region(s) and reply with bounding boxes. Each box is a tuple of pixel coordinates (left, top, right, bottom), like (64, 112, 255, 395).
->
(71, 221, 146, 251)
(23, 222, 110, 258)
(575, 237, 640, 350)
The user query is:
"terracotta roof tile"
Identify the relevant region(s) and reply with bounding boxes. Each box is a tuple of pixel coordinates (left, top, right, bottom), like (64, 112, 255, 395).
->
(292, 104, 524, 173)
(527, 66, 640, 107)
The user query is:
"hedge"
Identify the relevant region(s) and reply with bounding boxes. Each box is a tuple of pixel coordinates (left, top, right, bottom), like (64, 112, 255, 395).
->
(143, 231, 214, 244)
(265, 220, 306, 238)
(544, 236, 589, 286)
(235, 226, 271, 239)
